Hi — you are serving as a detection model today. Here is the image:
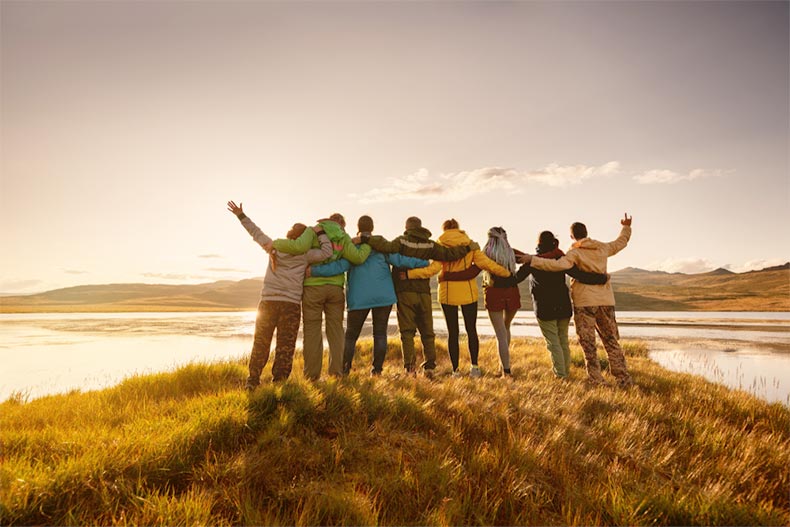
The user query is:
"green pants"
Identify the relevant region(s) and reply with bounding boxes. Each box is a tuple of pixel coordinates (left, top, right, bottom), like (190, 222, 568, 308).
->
(395, 290, 436, 371)
(302, 284, 345, 380)
(537, 317, 571, 378)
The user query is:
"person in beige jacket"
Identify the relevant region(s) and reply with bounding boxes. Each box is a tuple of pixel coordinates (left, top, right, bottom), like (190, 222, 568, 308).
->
(519, 214, 634, 387)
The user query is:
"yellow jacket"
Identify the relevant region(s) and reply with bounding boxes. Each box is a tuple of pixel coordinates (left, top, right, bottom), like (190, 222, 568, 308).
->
(529, 226, 631, 307)
(407, 229, 511, 306)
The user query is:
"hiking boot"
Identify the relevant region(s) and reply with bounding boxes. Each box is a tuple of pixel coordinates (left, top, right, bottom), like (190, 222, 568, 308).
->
(451, 369, 462, 379)
(470, 365, 482, 378)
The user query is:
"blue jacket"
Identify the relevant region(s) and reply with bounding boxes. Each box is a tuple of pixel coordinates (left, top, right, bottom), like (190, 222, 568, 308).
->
(311, 249, 428, 310)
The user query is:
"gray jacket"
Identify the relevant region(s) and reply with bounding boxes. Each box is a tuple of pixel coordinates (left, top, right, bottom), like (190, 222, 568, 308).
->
(240, 216, 333, 304)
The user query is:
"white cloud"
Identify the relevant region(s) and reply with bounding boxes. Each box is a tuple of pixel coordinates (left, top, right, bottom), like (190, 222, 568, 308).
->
(352, 162, 621, 203)
(634, 168, 725, 185)
(647, 258, 716, 274)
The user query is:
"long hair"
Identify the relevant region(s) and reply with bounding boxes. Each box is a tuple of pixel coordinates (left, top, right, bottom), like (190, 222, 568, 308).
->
(482, 226, 516, 287)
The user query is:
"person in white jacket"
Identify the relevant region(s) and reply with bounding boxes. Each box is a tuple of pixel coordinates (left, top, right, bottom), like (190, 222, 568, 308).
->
(519, 214, 634, 387)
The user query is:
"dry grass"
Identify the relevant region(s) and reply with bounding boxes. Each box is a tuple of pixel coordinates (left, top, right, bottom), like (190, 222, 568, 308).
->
(2, 337, 788, 526)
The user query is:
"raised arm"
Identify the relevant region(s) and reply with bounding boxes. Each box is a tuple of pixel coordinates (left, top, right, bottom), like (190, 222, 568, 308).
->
(605, 215, 632, 256)
(228, 201, 273, 251)
(310, 256, 352, 276)
(272, 227, 317, 255)
(566, 266, 609, 285)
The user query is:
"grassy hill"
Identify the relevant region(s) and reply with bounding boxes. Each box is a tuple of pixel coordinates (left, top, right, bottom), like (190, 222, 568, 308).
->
(2, 337, 788, 526)
(1, 264, 788, 313)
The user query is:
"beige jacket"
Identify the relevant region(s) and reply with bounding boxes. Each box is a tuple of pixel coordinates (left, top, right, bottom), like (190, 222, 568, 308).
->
(529, 226, 631, 307)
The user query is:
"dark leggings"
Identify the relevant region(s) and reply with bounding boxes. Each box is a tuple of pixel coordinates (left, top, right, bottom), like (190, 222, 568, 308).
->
(441, 302, 479, 371)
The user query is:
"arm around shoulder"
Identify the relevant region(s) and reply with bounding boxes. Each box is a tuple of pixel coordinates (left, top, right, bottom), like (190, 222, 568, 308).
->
(407, 260, 442, 279)
(273, 228, 317, 255)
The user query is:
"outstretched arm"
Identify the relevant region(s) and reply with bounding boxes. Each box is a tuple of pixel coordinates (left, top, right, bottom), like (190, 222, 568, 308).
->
(272, 227, 318, 255)
(407, 260, 442, 279)
(367, 235, 401, 254)
(228, 201, 273, 252)
(341, 234, 372, 265)
(311, 257, 352, 277)
(439, 264, 482, 282)
(386, 253, 430, 270)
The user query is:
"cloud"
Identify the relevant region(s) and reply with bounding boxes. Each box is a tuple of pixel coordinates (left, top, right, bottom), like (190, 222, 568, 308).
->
(198, 254, 222, 259)
(63, 269, 88, 275)
(647, 258, 716, 274)
(352, 162, 621, 203)
(633, 168, 725, 185)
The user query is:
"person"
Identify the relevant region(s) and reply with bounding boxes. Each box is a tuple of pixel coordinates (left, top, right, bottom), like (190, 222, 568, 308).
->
(271, 213, 371, 381)
(406, 219, 511, 378)
(519, 214, 634, 387)
(308, 215, 429, 376)
(367, 216, 471, 377)
(441, 227, 608, 379)
(227, 201, 332, 389)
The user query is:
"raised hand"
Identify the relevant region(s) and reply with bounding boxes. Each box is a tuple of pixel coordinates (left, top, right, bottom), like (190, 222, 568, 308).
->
(227, 201, 244, 217)
(621, 213, 632, 226)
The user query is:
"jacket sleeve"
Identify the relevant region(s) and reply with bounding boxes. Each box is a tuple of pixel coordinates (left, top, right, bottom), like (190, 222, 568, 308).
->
(341, 236, 371, 265)
(604, 226, 631, 256)
(566, 266, 609, 285)
(386, 253, 429, 269)
(472, 250, 511, 277)
(305, 233, 334, 264)
(407, 260, 442, 279)
(272, 228, 317, 255)
(311, 256, 352, 276)
(239, 216, 273, 250)
(530, 253, 576, 271)
(367, 235, 401, 254)
(430, 244, 470, 261)
(440, 264, 482, 282)
(514, 263, 532, 283)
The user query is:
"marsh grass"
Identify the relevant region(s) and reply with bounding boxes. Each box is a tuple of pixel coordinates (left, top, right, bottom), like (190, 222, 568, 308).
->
(2, 338, 788, 526)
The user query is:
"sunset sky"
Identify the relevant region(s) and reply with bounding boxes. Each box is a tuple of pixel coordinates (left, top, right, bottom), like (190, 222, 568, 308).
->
(1, 1, 788, 294)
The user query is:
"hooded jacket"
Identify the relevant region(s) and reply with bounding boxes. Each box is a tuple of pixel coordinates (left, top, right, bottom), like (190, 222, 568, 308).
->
(407, 229, 511, 306)
(310, 250, 428, 310)
(367, 227, 471, 261)
(239, 215, 333, 304)
(272, 220, 371, 287)
(529, 226, 631, 307)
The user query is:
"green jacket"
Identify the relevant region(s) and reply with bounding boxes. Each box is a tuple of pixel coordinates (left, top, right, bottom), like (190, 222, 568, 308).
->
(272, 220, 371, 287)
(367, 226, 471, 262)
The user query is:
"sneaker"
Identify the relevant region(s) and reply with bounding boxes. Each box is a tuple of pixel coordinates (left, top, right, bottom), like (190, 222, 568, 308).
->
(451, 369, 462, 379)
(470, 365, 482, 378)
(370, 369, 382, 377)
(405, 366, 417, 378)
(423, 368, 435, 380)
(502, 369, 513, 378)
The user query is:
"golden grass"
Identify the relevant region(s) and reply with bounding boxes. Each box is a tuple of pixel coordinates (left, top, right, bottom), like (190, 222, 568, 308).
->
(2, 337, 788, 526)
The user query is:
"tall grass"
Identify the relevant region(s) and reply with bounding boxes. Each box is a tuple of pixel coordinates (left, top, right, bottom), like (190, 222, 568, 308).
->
(2, 337, 788, 526)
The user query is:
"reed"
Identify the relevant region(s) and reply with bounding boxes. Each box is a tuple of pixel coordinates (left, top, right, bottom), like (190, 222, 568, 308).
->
(2, 337, 788, 526)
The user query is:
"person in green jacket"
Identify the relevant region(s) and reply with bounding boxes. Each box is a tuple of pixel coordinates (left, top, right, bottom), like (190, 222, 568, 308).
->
(272, 213, 371, 380)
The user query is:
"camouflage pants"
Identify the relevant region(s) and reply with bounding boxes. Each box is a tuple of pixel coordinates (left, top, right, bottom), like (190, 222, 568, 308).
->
(248, 300, 302, 385)
(573, 305, 632, 385)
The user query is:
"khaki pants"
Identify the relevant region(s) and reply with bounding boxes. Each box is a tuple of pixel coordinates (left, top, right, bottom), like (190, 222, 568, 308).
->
(537, 317, 571, 378)
(302, 284, 345, 380)
(395, 291, 436, 371)
(573, 305, 632, 385)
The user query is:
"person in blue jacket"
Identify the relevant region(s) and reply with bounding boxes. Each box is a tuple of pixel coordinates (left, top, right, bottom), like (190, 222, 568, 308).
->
(309, 215, 429, 375)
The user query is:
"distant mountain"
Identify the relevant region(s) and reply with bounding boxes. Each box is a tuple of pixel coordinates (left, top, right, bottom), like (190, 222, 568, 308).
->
(1, 263, 788, 313)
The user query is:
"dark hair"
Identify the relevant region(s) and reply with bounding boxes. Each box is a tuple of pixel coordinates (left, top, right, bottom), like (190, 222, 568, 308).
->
(442, 218, 459, 231)
(329, 213, 346, 229)
(571, 222, 588, 240)
(287, 223, 307, 240)
(357, 215, 374, 233)
(405, 216, 422, 230)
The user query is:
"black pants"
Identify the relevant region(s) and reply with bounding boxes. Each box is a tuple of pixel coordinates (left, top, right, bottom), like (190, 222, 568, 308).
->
(343, 304, 393, 374)
(441, 302, 479, 371)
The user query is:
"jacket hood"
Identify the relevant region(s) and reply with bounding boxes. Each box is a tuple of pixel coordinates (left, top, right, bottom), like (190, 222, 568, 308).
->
(404, 226, 433, 241)
(572, 238, 605, 251)
(438, 229, 471, 247)
(318, 220, 346, 242)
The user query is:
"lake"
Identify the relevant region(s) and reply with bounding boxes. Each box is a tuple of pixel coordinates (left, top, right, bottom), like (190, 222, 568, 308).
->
(1, 311, 788, 405)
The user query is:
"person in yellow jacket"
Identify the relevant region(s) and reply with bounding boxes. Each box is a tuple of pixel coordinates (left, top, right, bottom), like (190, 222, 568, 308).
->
(406, 219, 511, 377)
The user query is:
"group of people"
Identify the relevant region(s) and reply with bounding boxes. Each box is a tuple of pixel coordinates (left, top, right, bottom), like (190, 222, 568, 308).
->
(227, 200, 634, 390)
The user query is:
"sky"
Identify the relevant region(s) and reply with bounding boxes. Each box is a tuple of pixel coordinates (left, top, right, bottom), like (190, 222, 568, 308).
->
(1, 1, 788, 294)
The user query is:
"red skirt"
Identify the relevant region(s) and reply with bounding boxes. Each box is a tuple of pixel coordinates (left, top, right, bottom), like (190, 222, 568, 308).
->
(484, 286, 521, 311)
